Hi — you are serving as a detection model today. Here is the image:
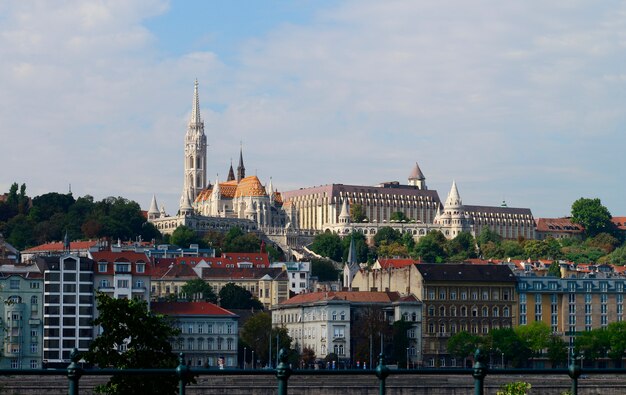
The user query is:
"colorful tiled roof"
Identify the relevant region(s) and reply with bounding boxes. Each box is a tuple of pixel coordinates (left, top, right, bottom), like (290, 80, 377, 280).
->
(234, 176, 267, 198)
(151, 301, 237, 316)
(375, 258, 420, 269)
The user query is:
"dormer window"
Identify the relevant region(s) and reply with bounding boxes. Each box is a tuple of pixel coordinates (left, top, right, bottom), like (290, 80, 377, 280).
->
(136, 263, 145, 273)
(115, 263, 130, 273)
(98, 262, 108, 272)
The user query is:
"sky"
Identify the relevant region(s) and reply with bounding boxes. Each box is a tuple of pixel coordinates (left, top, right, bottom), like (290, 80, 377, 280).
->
(1, 0, 625, 219)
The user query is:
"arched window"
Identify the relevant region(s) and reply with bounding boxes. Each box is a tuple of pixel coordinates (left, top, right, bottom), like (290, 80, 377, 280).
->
(503, 307, 510, 317)
(461, 306, 467, 317)
(492, 307, 499, 317)
(450, 306, 457, 317)
(439, 306, 445, 317)
(482, 307, 488, 317)
(428, 306, 435, 316)
(472, 307, 478, 317)
(340, 312, 346, 321)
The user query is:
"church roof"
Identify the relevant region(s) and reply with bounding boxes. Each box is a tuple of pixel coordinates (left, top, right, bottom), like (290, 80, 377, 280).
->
(234, 176, 267, 198)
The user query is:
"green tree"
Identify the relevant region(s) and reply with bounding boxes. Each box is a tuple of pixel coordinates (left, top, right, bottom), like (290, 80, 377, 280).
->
(607, 321, 626, 362)
(413, 230, 447, 263)
(575, 327, 611, 362)
(218, 283, 263, 310)
(180, 279, 217, 303)
(585, 232, 620, 254)
(373, 226, 402, 246)
(170, 225, 204, 248)
(447, 331, 482, 363)
(241, 312, 291, 366)
(83, 293, 180, 394)
(547, 262, 561, 277)
(446, 232, 477, 262)
(350, 203, 367, 222)
(488, 328, 531, 368)
(546, 334, 568, 367)
(28, 192, 75, 222)
(501, 240, 525, 259)
(310, 231, 343, 261)
(391, 319, 413, 367)
(223, 226, 261, 252)
(571, 197, 613, 237)
(311, 258, 340, 282)
(599, 245, 626, 265)
(477, 227, 502, 248)
(515, 321, 551, 359)
(390, 212, 409, 222)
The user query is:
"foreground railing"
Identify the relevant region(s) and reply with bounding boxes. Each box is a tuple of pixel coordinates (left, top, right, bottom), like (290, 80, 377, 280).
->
(0, 348, 623, 395)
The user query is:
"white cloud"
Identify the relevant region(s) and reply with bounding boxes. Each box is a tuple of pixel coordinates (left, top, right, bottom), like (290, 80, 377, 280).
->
(1, 0, 625, 219)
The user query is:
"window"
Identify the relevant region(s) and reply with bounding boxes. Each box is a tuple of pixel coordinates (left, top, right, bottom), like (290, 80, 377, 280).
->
(482, 290, 489, 300)
(98, 263, 108, 272)
(340, 312, 346, 321)
(31, 343, 38, 353)
(461, 291, 467, 300)
(30, 282, 40, 289)
(227, 338, 234, 350)
(30, 360, 38, 369)
(100, 279, 110, 288)
(333, 326, 345, 338)
(332, 311, 337, 320)
(11, 359, 19, 369)
(136, 263, 145, 273)
(450, 290, 457, 300)
(117, 280, 129, 288)
(503, 307, 510, 317)
(482, 307, 488, 317)
(439, 306, 445, 317)
(115, 263, 130, 273)
(10, 279, 19, 289)
(227, 324, 233, 334)
(135, 280, 144, 289)
(439, 290, 446, 300)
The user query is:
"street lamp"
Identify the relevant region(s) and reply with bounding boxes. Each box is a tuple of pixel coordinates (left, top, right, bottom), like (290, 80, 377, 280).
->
(243, 347, 247, 369)
(406, 347, 410, 369)
(501, 351, 504, 368)
(252, 350, 255, 369)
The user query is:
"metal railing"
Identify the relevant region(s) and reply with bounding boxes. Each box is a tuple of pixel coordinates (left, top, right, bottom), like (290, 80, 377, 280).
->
(0, 348, 623, 395)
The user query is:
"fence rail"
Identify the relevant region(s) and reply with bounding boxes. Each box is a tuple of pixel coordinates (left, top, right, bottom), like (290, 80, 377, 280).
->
(0, 348, 622, 395)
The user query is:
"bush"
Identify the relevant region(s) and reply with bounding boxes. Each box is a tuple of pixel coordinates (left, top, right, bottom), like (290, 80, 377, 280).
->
(496, 381, 531, 395)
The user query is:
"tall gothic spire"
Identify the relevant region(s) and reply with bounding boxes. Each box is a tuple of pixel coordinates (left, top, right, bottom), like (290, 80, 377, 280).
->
(444, 180, 462, 208)
(189, 79, 202, 127)
(237, 144, 246, 182)
(227, 159, 235, 182)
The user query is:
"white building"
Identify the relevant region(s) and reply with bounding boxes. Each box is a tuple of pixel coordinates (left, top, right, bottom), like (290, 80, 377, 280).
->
(271, 291, 422, 366)
(269, 261, 311, 294)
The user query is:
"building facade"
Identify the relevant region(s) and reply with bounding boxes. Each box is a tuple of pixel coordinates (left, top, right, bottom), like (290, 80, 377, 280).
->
(272, 291, 422, 367)
(0, 263, 44, 369)
(151, 301, 239, 368)
(89, 250, 152, 302)
(40, 255, 95, 367)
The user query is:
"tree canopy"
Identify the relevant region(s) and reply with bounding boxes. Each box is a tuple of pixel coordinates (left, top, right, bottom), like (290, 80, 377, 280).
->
(180, 278, 217, 303)
(571, 197, 614, 237)
(83, 293, 180, 394)
(218, 283, 264, 310)
(241, 312, 291, 366)
(310, 232, 343, 262)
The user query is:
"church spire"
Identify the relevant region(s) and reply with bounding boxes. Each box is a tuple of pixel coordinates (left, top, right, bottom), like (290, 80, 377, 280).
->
(237, 144, 246, 182)
(148, 194, 159, 220)
(227, 159, 235, 182)
(189, 79, 202, 127)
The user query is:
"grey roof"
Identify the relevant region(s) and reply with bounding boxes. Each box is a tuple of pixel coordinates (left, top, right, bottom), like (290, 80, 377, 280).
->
(464, 205, 533, 217)
(409, 162, 425, 180)
(415, 263, 517, 283)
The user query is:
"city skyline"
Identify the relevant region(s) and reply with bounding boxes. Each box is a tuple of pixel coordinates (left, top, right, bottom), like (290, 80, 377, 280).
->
(1, 1, 625, 218)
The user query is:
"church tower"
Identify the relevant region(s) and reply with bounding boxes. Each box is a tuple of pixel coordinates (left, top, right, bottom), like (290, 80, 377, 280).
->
(408, 162, 427, 190)
(181, 80, 207, 211)
(236, 145, 246, 182)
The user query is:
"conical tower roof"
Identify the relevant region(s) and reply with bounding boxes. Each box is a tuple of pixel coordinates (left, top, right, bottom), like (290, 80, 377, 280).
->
(346, 234, 358, 265)
(444, 180, 462, 208)
(189, 79, 202, 127)
(227, 160, 235, 182)
(409, 162, 425, 180)
(339, 198, 350, 221)
(148, 194, 159, 215)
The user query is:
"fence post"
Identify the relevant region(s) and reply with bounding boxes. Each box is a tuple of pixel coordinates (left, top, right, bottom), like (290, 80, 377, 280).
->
(67, 348, 83, 395)
(276, 348, 292, 395)
(568, 351, 581, 395)
(472, 348, 488, 395)
(375, 353, 390, 395)
(176, 352, 190, 395)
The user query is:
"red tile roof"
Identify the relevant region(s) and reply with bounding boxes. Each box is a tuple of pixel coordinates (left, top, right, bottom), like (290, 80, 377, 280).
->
(376, 258, 420, 269)
(151, 301, 237, 316)
(611, 217, 626, 230)
(535, 217, 583, 233)
(90, 251, 152, 275)
(22, 240, 98, 253)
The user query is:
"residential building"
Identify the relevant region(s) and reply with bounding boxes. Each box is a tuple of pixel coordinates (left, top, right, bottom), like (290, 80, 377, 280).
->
(200, 267, 289, 309)
(517, 272, 626, 367)
(272, 291, 422, 367)
(89, 250, 152, 302)
(151, 301, 239, 367)
(535, 217, 584, 240)
(39, 255, 95, 367)
(0, 262, 44, 369)
(21, 240, 99, 263)
(269, 261, 311, 294)
(351, 263, 517, 367)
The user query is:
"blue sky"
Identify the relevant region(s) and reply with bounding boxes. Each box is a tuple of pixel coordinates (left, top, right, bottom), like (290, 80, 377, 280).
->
(1, 0, 625, 220)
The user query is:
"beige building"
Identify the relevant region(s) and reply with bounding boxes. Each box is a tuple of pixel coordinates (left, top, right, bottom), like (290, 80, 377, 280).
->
(352, 263, 517, 367)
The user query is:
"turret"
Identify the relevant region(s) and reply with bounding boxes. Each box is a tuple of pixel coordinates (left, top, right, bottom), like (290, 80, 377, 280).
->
(148, 194, 159, 220)
(408, 162, 427, 189)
